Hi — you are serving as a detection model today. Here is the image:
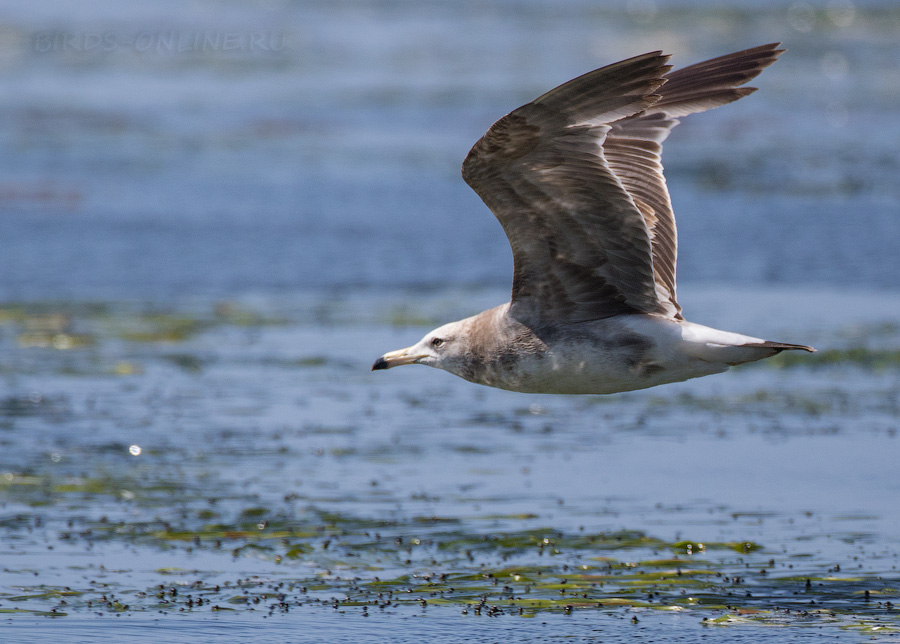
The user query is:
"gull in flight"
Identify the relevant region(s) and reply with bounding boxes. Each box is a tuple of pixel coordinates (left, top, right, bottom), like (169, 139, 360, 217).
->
(373, 44, 814, 394)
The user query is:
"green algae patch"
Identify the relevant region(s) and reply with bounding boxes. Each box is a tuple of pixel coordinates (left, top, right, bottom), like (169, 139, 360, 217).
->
(117, 313, 210, 343)
(768, 347, 900, 370)
(284, 544, 315, 559)
(156, 567, 202, 575)
(0, 608, 68, 617)
(52, 477, 131, 496)
(842, 621, 899, 634)
(703, 613, 767, 626)
(239, 507, 270, 519)
(476, 513, 540, 521)
(0, 301, 288, 349)
(386, 306, 443, 327)
(6, 589, 83, 601)
(629, 558, 704, 568)
(671, 540, 762, 554)
(212, 301, 288, 327)
(17, 332, 94, 350)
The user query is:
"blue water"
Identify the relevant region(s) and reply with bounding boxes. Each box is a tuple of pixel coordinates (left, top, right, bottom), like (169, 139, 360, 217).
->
(1, 1, 899, 642)
(0, 611, 883, 644)
(1, 0, 898, 300)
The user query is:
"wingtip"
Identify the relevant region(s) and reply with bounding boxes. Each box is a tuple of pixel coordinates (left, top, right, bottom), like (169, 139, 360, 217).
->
(751, 42, 786, 55)
(764, 43, 787, 61)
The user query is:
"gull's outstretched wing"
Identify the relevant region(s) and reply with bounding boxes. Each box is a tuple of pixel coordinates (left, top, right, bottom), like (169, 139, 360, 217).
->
(462, 51, 672, 325)
(462, 45, 783, 326)
(604, 43, 785, 319)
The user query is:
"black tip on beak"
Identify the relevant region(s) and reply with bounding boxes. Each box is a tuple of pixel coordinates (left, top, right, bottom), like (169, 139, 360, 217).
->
(371, 356, 388, 371)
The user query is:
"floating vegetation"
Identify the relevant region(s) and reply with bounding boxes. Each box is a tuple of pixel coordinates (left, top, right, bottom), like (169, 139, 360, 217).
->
(0, 464, 897, 626)
(0, 498, 896, 628)
(116, 313, 212, 343)
(642, 388, 899, 420)
(386, 305, 443, 327)
(17, 332, 94, 350)
(0, 301, 287, 350)
(768, 347, 900, 370)
(0, 297, 898, 638)
(161, 353, 207, 372)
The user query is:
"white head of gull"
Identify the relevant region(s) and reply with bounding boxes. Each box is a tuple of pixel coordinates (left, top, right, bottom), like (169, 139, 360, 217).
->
(373, 44, 814, 394)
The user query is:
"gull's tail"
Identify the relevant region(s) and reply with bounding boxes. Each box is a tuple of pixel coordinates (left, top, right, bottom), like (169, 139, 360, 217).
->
(742, 340, 816, 353)
(681, 322, 815, 367)
(723, 340, 815, 366)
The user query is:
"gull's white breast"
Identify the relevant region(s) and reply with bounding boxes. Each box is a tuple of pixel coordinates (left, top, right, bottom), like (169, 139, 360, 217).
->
(481, 315, 766, 395)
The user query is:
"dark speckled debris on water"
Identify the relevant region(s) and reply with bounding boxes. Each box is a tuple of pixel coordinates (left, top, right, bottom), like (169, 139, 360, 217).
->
(1, 295, 899, 642)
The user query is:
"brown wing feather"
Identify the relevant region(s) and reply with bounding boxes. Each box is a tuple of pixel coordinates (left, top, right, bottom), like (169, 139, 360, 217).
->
(462, 45, 783, 326)
(604, 113, 681, 317)
(462, 52, 675, 325)
(604, 43, 785, 320)
(652, 43, 785, 118)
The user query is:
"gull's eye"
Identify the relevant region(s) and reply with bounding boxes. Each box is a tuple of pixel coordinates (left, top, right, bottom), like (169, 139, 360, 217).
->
(430, 337, 444, 348)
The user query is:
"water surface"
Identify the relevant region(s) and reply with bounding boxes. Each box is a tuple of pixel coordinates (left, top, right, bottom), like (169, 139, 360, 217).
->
(1, 1, 899, 642)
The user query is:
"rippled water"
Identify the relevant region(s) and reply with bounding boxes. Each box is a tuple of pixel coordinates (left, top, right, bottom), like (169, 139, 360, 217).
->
(1, 288, 898, 642)
(2, 0, 899, 300)
(1, 1, 899, 642)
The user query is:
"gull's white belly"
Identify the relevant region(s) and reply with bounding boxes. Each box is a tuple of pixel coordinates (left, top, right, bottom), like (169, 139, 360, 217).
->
(477, 315, 763, 395)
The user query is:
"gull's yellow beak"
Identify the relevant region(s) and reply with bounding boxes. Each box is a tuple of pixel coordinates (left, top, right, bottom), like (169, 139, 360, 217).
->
(371, 346, 425, 370)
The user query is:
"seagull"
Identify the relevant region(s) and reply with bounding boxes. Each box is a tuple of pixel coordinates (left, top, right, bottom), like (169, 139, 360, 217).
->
(373, 44, 814, 394)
